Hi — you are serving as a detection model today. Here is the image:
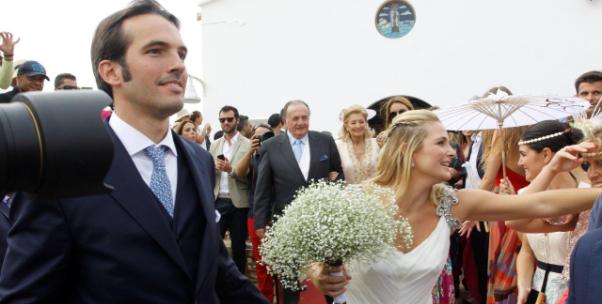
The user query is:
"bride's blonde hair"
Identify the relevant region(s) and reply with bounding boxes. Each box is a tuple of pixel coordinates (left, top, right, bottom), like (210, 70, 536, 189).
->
(372, 109, 447, 205)
(574, 118, 602, 158)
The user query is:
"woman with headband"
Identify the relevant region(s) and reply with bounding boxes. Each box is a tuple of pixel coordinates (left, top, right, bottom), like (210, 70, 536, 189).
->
(311, 110, 602, 304)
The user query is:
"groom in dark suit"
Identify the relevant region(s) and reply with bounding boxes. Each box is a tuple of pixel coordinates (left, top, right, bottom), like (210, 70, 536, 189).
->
(0, 1, 267, 303)
(568, 227, 602, 304)
(254, 100, 345, 304)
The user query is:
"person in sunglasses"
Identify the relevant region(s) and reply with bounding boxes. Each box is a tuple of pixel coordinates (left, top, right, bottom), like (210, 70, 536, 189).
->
(210, 105, 253, 275)
(376, 95, 415, 147)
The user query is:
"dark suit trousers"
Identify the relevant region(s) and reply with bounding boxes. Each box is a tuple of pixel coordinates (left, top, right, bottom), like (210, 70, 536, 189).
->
(216, 198, 248, 274)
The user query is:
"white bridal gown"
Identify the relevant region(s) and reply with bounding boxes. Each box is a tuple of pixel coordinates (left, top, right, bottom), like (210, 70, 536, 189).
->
(346, 186, 460, 304)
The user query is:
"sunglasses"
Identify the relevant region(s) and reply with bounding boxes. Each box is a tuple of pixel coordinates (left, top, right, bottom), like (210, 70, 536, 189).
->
(219, 117, 235, 123)
(389, 109, 407, 121)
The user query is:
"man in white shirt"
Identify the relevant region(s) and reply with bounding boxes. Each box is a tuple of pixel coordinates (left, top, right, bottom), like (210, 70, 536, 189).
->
(209, 105, 252, 274)
(0, 1, 267, 303)
(253, 100, 345, 304)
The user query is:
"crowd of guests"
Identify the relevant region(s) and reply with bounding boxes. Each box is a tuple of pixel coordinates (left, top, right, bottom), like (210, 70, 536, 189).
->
(0, 31, 81, 103)
(166, 71, 602, 304)
(163, 69, 602, 304)
(1, 1, 602, 303)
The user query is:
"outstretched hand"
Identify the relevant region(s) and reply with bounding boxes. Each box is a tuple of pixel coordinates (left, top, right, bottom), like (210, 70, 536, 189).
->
(548, 142, 595, 174)
(458, 220, 481, 237)
(309, 263, 351, 298)
(0, 32, 20, 57)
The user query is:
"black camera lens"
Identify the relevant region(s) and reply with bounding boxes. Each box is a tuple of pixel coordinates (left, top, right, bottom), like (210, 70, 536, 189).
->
(0, 91, 114, 199)
(260, 131, 275, 142)
(0, 103, 41, 192)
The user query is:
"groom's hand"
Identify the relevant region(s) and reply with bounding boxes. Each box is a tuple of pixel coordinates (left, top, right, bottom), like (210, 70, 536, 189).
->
(310, 264, 351, 298)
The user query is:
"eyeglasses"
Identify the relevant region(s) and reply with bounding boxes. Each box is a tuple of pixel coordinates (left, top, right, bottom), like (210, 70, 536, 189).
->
(389, 110, 407, 121)
(60, 85, 79, 90)
(219, 117, 235, 123)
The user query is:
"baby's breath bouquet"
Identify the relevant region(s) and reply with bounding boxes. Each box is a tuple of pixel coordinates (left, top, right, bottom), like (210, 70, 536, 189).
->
(260, 180, 412, 298)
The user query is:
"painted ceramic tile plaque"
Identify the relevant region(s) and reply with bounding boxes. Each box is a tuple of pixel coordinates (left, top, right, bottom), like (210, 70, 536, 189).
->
(376, 1, 416, 39)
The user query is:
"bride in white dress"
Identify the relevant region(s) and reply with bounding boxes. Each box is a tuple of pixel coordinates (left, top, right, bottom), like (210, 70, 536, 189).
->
(311, 110, 602, 304)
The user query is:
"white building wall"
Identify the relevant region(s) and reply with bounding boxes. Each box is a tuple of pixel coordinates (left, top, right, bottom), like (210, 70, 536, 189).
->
(200, 0, 602, 133)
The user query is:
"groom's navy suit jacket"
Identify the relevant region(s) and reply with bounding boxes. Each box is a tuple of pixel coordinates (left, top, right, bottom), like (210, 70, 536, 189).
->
(0, 126, 267, 303)
(568, 227, 602, 304)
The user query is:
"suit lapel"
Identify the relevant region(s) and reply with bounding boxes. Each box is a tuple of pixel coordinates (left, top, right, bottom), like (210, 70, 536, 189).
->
(276, 134, 306, 182)
(175, 136, 219, 294)
(0, 202, 9, 221)
(104, 127, 191, 279)
(307, 132, 321, 180)
(213, 138, 224, 175)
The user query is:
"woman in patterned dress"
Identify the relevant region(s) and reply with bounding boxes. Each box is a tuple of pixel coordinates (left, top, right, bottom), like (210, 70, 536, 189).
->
(335, 105, 379, 184)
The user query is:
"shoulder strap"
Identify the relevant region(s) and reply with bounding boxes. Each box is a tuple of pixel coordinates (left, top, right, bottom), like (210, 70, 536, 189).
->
(435, 186, 461, 230)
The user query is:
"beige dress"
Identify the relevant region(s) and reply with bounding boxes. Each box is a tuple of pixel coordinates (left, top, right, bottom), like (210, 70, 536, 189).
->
(335, 138, 379, 184)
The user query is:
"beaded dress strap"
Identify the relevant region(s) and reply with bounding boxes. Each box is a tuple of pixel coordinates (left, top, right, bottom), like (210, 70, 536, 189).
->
(435, 186, 461, 230)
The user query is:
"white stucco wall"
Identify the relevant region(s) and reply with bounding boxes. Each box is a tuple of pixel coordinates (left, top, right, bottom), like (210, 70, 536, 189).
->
(200, 0, 602, 133)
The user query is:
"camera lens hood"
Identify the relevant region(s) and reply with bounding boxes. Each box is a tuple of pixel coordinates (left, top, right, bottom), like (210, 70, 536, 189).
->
(0, 90, 114, 199)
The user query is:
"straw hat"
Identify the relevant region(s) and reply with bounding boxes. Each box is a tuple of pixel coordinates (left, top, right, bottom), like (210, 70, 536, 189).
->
(174, 108, 191, 122)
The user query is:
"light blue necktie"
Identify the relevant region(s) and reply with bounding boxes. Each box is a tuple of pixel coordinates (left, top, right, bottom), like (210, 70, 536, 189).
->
(144, 145, 174, 217)
(292, 139, 304, 162)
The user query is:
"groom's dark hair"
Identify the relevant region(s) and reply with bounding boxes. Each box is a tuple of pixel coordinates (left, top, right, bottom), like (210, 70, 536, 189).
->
(91, 0, 180, 98)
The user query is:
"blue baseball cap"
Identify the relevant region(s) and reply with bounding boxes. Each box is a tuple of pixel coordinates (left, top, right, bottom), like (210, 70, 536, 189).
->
(16, 60, 49, 81)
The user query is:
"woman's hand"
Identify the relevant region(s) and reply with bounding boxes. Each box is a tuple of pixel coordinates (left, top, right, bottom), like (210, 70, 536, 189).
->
(308, 263, 351, 298)
(499, 177, 516, 195)
(547, 142, 595, 174)
(458, 220, 480, 237)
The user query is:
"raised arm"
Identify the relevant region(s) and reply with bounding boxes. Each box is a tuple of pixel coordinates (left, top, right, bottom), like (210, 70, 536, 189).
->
(234, 138, 260, 178)
(456, 187, 602, 222)
(506, 143, 592, 232)
(479, 152, 501, 192)
(0, 32, 19, 89)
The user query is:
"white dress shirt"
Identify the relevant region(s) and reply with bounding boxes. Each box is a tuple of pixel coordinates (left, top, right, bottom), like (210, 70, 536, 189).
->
(219, 132, 239, 196)
(287, 132, 310, 180)
(196, 125, 208, 151)
(109, 113, 178, 202)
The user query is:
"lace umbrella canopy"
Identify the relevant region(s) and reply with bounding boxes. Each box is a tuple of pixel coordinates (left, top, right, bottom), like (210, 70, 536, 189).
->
(434, 90, 590, 179)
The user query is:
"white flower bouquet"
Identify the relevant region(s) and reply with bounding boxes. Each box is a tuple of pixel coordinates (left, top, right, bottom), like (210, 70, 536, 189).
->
(260, 180, 412, 295)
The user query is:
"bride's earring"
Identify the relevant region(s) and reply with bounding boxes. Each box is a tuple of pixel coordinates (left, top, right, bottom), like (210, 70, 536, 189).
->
(411, 160, 415, 168)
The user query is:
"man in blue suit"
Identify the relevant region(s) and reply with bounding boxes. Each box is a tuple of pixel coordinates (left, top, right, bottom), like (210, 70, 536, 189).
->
(0, 1, 267, 303)
(568, 227, 602, 304)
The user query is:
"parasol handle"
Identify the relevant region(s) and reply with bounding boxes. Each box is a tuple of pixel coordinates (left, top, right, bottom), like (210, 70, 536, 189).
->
(497, 121, 508, 182)
(501, 150, 508, 182)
